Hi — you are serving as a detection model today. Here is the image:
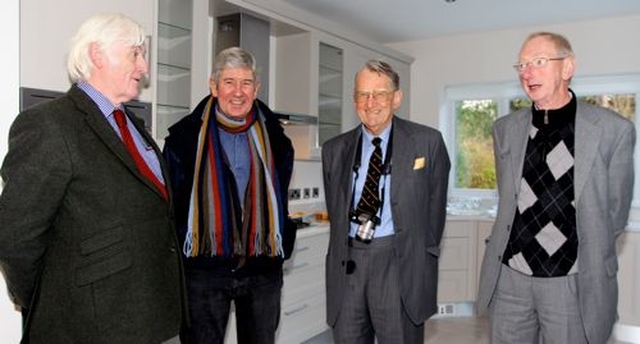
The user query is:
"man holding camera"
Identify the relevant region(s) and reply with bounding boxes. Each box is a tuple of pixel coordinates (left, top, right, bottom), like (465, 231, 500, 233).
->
(322, 60, 451, 344)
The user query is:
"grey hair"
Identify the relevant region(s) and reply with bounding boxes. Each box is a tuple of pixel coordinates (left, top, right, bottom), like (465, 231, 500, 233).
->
(210, 47, 259, 84)
(355, 59, 400, 91)
(523, 31, 574, 57)
(67, 13, 146, 83)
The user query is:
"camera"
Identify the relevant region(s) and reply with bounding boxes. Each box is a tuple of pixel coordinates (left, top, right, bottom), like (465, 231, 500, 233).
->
(350, 211, 380, 243)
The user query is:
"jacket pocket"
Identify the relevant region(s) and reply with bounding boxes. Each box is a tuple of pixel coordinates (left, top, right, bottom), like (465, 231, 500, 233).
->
(426, 245, 440, 257)
(75, 225, 132, 286)
(79, 225, 124, 255)
(75, 250, 132, 286)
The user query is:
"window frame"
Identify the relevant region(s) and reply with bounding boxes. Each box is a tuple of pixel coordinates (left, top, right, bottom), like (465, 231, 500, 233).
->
(441, 74, 640, 217)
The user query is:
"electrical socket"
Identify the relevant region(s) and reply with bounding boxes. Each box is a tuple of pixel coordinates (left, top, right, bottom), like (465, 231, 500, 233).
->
(288, 188, 301, 200)
(312, 187, 320, 198)
(303, 188, 311, 199)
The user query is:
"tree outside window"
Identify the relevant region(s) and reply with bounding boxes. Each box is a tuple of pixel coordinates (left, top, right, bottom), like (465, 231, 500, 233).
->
(454, 100, 497, 189)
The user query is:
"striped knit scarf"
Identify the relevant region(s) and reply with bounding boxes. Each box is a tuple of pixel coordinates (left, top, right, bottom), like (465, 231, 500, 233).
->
(183, 97, 285, 258)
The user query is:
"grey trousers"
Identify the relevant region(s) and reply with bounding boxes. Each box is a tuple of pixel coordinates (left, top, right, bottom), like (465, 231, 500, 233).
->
(489, 265, 589, 344)
(332, 236, 424, 344)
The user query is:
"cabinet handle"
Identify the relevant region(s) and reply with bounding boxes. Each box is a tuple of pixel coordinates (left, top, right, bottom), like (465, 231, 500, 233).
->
(292, 262, 309, 270)
(284, 303, 309, 316)
(296, 246, 310, 253)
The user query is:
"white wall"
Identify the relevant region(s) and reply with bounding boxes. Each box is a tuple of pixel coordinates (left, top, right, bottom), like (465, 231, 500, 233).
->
(1, 0, 22, 342)
(20, 0, 154, 101)
(387, 14, 640, 128)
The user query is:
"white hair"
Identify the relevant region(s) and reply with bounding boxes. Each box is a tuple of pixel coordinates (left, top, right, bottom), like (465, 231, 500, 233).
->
(67, 13, 146, 82)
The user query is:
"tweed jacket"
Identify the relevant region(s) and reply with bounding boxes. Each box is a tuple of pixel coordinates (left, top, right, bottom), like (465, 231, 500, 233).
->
(0, 85, 187, 343)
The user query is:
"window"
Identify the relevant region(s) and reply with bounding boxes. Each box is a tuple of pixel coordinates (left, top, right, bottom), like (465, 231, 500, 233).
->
(454, 100, 497, 190)
(443, 74, 640, 209)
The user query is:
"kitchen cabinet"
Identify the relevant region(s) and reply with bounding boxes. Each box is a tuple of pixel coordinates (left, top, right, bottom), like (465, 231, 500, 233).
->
(318, 43, 343, 146)
(616, 230, 640, 327)
(274, 31, 411, 158)
(438, 220, 478, 302)
(224, 226, 330, 344)
(279, 226, 330, 343)
(155, 0, 192, 140)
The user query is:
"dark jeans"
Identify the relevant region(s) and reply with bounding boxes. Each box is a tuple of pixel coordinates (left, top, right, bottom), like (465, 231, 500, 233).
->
(180, 267, 283, 344)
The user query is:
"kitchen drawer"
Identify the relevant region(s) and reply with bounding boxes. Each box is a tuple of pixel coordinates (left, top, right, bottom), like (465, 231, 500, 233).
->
(282, 262, 325, 305)
(277, 292, 329, 344)
(289, 231, 329, 263)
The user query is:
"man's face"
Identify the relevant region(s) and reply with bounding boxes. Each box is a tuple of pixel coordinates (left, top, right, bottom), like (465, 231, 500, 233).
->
(210, 67, 259, 121)
(100, 42, 148, 105)
(353, 69, 402, 136)
(516, 36, 574, 109)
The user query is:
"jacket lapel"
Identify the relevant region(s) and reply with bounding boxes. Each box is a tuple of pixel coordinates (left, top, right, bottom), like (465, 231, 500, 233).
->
(69, 86, 167, 201)
(574, 103, 601, 202)
(508, 111, 532, 194)
(336, 128, 360, 211)
(389, 118, 412, 200)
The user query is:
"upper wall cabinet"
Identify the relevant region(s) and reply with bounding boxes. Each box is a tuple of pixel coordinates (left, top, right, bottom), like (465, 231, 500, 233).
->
(155, 0, 193, 140)
(274, 30, 411, 159)
(318, 43, 343, 146)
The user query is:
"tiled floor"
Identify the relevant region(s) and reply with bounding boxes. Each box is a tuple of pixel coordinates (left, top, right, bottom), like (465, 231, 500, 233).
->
(304, 316, 634, 343)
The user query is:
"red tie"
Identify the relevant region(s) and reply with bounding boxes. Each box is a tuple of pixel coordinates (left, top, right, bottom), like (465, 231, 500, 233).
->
(113, 110, 168, 200)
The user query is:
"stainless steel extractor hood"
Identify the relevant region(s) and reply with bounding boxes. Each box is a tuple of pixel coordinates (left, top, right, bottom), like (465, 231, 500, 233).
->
(274, 112, 318, 126)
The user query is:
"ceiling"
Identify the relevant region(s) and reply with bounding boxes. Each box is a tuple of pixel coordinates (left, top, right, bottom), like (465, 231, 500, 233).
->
(266, 0, 640, 44)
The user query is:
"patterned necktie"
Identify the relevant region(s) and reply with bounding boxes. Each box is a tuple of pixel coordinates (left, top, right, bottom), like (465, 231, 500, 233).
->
(113, 110, 168, 200)
(355, 137, 383, 216)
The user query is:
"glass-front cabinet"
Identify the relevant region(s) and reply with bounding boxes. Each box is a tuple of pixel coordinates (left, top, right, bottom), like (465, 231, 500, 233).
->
(156, 0, 192, 140)
(318, 43, 343, 146)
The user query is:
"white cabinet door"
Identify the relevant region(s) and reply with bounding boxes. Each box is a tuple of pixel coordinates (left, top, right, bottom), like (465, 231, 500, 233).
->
(438, 220, 478, 302)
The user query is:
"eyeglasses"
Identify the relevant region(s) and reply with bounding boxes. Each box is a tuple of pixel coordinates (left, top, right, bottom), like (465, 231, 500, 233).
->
(354, 90, 394, 103)
(513, 56, 567, 73)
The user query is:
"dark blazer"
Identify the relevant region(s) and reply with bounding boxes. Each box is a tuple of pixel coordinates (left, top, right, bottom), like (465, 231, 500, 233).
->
(322, 116, 451, 326)
(162, 95, 296, 270)
(0, 85, 187, 343)
(477, 100, 635, 343)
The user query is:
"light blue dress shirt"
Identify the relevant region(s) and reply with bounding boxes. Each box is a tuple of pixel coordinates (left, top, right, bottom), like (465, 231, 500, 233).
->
(349, 124, 394, 238)
(77, 82, 165, 184)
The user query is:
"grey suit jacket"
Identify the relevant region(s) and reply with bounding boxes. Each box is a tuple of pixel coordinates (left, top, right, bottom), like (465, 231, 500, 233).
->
(322, 116, 451, 326)
(477, 100, 635, 343)
(0, 85, 187, 343)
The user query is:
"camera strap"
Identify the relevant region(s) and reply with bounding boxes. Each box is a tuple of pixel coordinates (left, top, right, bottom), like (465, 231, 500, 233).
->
(349, 127, 393, 224)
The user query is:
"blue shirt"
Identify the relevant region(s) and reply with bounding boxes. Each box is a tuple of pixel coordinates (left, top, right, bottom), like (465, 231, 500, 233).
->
(216, 110, 251, 205)
(349, 124, 394, 238)
(77, 81, 165, 184)
(219, 129, 250, 205)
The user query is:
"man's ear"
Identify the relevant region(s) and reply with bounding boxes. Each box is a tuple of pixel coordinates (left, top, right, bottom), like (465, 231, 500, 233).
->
(562, 56, 575, 82)
(209, 78, 218, 97)
(89, 42, 105, 69)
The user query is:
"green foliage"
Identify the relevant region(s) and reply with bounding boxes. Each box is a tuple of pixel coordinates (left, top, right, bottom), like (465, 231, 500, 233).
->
(455, 100, 497, 189)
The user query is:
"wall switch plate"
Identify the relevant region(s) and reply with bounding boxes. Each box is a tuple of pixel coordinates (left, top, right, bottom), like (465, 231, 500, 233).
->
(303, 188, 311, 199)
(312, 187, 320, 198)
(288, 188, 301, 200)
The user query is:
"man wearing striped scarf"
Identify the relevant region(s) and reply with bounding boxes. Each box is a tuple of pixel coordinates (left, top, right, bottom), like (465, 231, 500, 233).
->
(163, 47, 296, 344)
